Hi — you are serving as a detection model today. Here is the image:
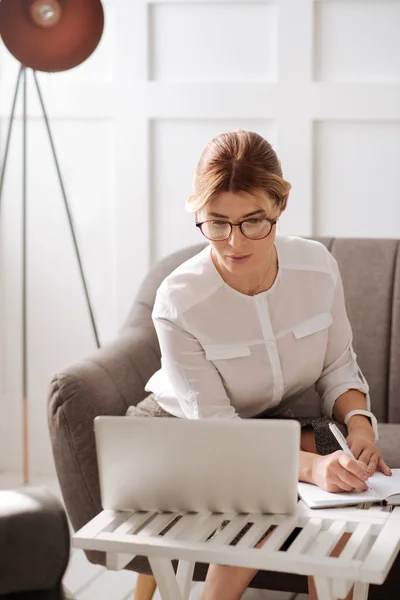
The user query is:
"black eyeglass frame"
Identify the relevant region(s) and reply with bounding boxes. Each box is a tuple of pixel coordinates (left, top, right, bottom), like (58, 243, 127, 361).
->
(195, 217, 278, 241)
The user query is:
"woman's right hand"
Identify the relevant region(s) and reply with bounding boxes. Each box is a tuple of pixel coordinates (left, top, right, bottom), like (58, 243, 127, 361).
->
(311, 450, 370, 493)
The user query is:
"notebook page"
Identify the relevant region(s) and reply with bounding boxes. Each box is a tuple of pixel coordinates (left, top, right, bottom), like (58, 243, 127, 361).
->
(368, 469, 400, 500)
(297, 482, 382, 508)
(298, 469, 400, 508)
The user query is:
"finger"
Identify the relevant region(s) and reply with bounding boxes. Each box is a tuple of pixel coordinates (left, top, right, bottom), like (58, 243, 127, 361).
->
(332, 479, 354, 492)
(366, 453, 379, 475)
(356, 450, 370, 466)
(347, 441, 366, 460)
(336, 466, 368, 491)
(337, 452, 369, 480)
(377, 456, 392, 476)
(325, 482, 347, 493)
(326, 471, 354, 492)
(356, 449, 376, 475)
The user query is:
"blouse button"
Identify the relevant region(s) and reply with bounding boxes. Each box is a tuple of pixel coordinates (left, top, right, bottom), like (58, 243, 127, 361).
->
(268, 341, 275, 347)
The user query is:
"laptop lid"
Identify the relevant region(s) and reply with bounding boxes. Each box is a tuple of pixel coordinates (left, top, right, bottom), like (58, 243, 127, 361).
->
(94, 416, 300, 514)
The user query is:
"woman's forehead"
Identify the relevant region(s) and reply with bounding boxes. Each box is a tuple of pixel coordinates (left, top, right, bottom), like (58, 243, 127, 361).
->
(201, 191, 274, 218)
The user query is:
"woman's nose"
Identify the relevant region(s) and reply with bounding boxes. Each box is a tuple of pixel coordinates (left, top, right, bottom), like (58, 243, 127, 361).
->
(227, 225, 245, 247)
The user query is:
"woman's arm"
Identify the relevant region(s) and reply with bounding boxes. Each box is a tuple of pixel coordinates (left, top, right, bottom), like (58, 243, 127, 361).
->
(315, 255, 390, 474)
(315, 258, 371, 418)
(333, 389, 370, 423)
(153, 290, 239, 419)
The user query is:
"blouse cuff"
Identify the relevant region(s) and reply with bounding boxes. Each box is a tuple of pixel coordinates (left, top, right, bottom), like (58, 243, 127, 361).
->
(317, 347, 371, 417)
(321, 382, 371, 418)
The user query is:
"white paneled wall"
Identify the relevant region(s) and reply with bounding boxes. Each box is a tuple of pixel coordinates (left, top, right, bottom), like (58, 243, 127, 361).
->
(0, 0, 399, 477)
(149, 2, 278, 82)
(314, 121, 400, 237)
(314, 1, 400, 82)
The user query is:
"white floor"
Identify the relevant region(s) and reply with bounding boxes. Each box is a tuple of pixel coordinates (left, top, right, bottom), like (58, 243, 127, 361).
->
(0, 471, 307, 600)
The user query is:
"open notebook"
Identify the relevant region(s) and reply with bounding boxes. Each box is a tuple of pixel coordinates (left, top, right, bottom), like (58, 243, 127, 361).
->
(298, 469, 400, 509)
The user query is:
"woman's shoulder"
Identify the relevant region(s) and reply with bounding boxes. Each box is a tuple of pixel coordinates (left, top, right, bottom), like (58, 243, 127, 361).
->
(277, 235, 336, 274)
(154, 245, 217, 314)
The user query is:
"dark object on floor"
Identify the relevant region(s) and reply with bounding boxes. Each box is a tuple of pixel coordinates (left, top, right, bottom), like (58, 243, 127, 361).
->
(0, 486, 74, 599)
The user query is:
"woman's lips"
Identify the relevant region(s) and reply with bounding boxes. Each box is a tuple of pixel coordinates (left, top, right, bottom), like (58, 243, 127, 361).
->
(226, 254, 251, 263)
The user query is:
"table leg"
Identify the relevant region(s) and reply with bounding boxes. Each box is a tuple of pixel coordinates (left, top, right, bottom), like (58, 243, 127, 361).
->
(314, 576, 333, 600)
(353, 581, 369, 600)
(313, 578, 368, 600)
(176, 560, 195, 600)
(148, 556, 184, 600)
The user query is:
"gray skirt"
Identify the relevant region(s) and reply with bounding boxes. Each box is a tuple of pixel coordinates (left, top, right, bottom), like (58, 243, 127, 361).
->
(126, 393, 348, 456)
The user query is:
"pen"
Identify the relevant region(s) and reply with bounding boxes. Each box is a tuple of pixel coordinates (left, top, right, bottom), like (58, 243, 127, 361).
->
(328, 422, 372, 489)
(329, 422, 357, 460)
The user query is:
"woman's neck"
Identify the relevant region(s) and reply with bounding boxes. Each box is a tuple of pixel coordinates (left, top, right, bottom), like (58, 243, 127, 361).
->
(211, 245, 278, 296)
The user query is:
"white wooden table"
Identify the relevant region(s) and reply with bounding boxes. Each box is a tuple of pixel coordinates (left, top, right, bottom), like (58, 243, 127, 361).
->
(73, 501, 400, 600)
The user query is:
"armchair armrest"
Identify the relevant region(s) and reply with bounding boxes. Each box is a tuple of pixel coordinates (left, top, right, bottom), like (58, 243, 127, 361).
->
(48, 328, 160, 535)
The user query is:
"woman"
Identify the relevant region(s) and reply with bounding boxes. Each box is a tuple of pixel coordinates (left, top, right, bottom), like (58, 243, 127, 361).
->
(128, 130, 391, 600)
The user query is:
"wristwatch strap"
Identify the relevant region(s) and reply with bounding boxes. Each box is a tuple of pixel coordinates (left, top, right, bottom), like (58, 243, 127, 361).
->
(344, 409, 379, 441)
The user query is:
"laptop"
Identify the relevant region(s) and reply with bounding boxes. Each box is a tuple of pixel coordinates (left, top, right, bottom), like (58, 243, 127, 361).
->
(94, 416, 300, 514)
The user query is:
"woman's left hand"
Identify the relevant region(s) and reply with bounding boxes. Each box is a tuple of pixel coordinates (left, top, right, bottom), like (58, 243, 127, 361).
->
(346, 424, 391, 476)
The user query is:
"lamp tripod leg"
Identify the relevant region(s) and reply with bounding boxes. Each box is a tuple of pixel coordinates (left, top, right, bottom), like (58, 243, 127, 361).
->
(22, 66, 29, 484)
(0, 65, 23, 212)
(31, 70, 101, 349)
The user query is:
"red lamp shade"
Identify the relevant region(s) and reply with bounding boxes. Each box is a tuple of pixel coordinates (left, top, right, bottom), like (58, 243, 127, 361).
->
(0, 0, 104, 72)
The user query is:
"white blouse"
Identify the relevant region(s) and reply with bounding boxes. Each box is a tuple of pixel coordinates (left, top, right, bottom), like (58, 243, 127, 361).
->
(146, 236, 370, 420)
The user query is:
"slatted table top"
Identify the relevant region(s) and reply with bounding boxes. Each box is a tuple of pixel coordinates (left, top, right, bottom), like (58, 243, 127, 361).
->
(73, 501, 400, 600)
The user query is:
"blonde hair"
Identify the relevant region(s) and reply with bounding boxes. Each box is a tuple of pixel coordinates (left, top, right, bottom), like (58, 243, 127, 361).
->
(186, 130, 291, 214)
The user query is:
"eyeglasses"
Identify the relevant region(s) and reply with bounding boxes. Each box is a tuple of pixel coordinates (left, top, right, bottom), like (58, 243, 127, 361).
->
(196, 217, 277, 241)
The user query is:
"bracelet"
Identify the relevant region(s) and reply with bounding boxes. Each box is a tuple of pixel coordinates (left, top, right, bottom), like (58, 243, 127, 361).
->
(344, 409, 379, 441)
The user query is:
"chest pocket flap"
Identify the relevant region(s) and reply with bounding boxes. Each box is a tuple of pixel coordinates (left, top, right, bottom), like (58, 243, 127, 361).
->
(292, 313, 332, 339)
(203, 345, 251, 360)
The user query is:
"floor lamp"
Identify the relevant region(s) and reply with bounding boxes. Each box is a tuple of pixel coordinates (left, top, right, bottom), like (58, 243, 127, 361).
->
(0, 0, 104, 484)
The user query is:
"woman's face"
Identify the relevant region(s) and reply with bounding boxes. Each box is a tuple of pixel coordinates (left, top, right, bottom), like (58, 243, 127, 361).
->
(196, 191, 280, 276)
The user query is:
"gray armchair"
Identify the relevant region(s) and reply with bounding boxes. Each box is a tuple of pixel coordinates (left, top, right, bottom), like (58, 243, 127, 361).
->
(48, 237, 400, 599)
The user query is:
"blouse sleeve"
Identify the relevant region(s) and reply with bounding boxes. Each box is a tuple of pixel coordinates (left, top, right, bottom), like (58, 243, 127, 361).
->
(152, 288, 239, 419)
(315, 258, 371, 417)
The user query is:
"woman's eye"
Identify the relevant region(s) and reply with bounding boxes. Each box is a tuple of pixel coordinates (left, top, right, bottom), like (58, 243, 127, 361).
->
(246, 219, 263, 225)
(212, 220, 228, 226)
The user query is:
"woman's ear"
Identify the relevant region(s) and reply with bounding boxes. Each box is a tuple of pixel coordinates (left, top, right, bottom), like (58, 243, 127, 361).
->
(278, 196, 288, 215)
